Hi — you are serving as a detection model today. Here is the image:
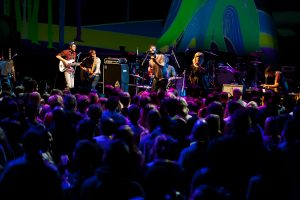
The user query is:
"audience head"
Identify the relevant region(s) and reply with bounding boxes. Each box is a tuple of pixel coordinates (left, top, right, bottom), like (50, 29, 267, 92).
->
(106, 96, 121, 112)
(189, 119, 209, 142)
(62, 94, 76, 111)
(88, 91, 99, 104)
(128, 104, 141, 123)
(87, 103, 102, 121)
(48, 94, 64, 109)
(22, 126, 48, 156)
(119, 91, 131, 107)
(101, 116, 116, 136)
(190, 184, 231, 200)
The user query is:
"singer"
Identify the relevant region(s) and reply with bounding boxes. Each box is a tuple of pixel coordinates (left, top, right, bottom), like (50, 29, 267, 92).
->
(56, 41, 79, 90)
(187, 51, 209, 97)
(147, 44, 169, 92)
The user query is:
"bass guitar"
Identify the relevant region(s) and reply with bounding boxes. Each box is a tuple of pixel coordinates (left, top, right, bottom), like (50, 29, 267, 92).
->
(59, 59, 81, 72)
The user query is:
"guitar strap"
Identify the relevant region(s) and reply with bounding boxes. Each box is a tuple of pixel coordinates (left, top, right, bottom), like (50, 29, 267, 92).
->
(71, 50, 76, 60)
(91, 59, 96, 74)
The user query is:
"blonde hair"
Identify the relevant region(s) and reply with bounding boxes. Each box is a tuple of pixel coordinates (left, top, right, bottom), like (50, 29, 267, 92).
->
(193, 52, 204, 64)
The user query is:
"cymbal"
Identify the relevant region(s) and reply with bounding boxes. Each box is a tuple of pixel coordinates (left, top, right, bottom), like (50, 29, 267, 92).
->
(288, 92, 300, 96)
(168, 76, 183, 81)
(218, 65, 229, 69)
(137, 85, 152, 89)
(130, 74, 143, 79)
(250, 60, 263, 64)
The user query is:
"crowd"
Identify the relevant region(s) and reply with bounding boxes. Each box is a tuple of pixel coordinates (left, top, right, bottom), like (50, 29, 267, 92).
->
(0, 70, 300, 200)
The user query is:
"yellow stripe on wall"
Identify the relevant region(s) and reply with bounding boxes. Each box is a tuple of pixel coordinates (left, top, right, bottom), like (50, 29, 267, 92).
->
(259, 32, 278, 49)
(22, 23, 158, 52)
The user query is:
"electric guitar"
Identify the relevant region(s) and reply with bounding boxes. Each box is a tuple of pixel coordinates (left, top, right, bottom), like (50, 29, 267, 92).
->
(59, 59, 81, 72)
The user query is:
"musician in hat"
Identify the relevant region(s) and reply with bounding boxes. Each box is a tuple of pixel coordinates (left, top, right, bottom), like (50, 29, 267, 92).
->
(56, 41, 78, 90)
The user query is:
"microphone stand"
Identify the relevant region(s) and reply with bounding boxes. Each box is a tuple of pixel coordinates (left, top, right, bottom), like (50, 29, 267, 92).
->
(72, 52, 81, 78)
(76, 52, 81, 62)
(170, 49, 185, 96)
(141, 52, 149, 67)
(171, 49, 180, 69)
(180, 69, 186, 96)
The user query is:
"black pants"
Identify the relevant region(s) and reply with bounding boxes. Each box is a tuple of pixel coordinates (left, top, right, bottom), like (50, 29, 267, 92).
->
(152, 78, 168, 92)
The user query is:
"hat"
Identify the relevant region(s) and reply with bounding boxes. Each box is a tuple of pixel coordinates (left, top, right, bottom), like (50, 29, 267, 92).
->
(69, 41, 76, 46)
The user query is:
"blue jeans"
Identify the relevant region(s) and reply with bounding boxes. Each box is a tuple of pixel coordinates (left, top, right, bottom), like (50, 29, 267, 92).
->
(91, 75, 100, 90)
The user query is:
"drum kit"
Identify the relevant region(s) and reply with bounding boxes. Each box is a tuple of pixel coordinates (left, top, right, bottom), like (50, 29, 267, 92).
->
(129, 73, 185, 94)
(166, 76, 184, 90)
(215, 64, 239, 86)
(129, 74, 149, 94)
(206, 51, 265, 89)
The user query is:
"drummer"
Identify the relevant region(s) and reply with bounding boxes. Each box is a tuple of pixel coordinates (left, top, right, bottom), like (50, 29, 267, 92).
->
(165, 55, 176, 79)
(165, 55, 178, 90)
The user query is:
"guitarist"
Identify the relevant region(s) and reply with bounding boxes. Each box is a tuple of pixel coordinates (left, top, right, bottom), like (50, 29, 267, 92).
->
(79, 50, 101, 92)
(56, 41, 78, 89)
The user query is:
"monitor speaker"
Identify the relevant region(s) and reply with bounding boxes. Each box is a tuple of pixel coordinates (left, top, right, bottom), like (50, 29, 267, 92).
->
(222, 84, 243, 97)
(103, 63, 129, 92)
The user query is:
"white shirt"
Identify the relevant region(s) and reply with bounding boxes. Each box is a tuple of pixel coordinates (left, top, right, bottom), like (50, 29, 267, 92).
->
(93, 57, 101, 75)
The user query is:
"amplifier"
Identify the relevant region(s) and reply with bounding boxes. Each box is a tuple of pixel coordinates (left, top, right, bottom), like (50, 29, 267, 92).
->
(103, 63, 129, 92)
(104, 57, 127, 65)
(222, 84, 243, 97)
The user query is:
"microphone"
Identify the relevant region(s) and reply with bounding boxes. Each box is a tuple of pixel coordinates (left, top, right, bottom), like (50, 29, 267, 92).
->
(147, 50, 158, 54)
(77, 52, 82, 56)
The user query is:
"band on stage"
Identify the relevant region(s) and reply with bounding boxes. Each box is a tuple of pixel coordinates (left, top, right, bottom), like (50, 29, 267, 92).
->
(1, 45, 293, 102)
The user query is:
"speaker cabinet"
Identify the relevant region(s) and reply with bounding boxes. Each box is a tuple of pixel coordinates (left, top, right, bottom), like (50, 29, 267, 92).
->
(222, 84, 243, 97)
(103, 63, 129, 92)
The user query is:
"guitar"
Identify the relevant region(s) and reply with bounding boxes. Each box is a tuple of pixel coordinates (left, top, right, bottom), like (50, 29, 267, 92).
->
(59, 59, 81, 72)
(80, 66, 95, 79)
